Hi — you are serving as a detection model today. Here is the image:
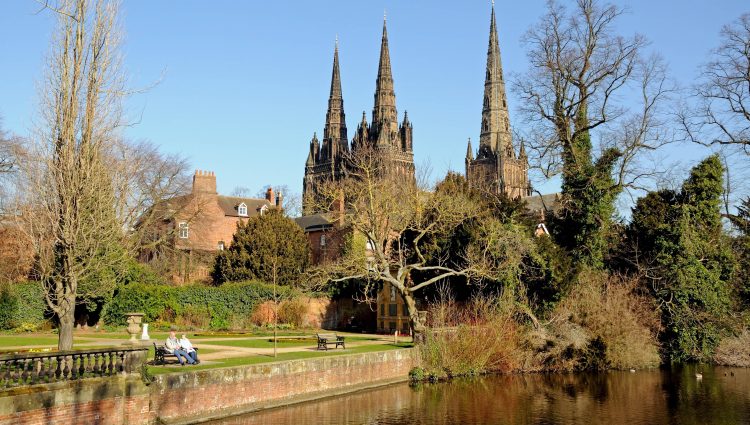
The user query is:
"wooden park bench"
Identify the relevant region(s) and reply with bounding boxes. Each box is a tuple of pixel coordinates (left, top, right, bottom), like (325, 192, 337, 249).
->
(316, 333, 345, 351)
(152, 342, 199, 365)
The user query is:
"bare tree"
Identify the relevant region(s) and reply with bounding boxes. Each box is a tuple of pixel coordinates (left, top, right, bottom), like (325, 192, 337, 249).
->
(514, 0, 673, 267)
(680, 13, 750, 154)
(21, 0, 126, 350)
(309, 148, 531, 340)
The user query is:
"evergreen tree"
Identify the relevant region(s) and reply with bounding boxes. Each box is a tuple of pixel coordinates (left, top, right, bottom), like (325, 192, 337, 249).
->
(628, 155, 735, 361)
(212, 209, 310, 286)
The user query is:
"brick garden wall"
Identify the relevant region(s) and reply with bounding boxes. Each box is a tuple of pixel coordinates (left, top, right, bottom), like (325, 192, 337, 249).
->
(0, 348, 417, 425)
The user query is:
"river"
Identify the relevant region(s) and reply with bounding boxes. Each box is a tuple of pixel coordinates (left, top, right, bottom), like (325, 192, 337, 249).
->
(206, 364, 750, 424)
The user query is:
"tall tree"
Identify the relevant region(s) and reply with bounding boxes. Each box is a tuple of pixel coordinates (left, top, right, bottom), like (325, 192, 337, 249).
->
(23, 0, 126, 350)
(310, 148, 532, 340)
(516, 0, 672, 268)
(628, 155, 734, 361)
(212, 209, 310, 287)
(681, 13, 750, 154)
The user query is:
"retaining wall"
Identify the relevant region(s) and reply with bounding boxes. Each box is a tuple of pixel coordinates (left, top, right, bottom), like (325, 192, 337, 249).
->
(0, 348, 417, 425)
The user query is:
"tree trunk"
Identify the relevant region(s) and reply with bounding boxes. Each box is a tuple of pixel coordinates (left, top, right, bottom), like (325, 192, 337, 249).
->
(58, 303, 75, 351)
(403, 291, 426, 344)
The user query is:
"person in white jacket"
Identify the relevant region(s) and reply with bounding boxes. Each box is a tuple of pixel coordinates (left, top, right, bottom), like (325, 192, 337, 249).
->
(180, 334, 199, 364)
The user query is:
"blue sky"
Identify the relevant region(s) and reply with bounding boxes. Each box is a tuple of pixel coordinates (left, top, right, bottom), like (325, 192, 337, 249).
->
(1, 1, 748, 205)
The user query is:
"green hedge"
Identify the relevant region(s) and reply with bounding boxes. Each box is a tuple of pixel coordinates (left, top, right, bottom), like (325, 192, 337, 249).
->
(104, 280, 298, 329)
(0, 281, 49, 330)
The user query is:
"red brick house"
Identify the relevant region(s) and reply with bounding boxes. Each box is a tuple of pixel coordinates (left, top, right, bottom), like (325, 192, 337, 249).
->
(141, 170, 282, 283)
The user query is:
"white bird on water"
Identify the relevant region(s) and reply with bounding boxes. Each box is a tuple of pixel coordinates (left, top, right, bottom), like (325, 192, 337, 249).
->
(695, 372, 703, 380)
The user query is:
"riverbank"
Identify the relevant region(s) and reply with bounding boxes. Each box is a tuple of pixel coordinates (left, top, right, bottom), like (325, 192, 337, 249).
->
(0, 346, 417, 425)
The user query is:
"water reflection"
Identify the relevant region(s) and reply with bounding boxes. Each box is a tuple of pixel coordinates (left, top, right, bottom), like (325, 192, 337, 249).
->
(205, 365, 750, 425)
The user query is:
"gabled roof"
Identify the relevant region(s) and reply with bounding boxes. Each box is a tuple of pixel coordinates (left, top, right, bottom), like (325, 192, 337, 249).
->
(523, 193, 561, 214)
(217, 196, 271, 218)
(295, 213, 336, 232)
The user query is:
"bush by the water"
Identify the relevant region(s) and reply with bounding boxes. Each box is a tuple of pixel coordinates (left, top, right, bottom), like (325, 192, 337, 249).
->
(713, 330, 750, 367)
(105, 280, 298, 330)
(524, 270, 661, 372)
(0, 281, 49, 331)
(420, 294, 521, 379)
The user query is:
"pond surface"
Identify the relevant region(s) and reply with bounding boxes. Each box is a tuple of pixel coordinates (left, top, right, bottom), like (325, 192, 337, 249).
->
(206, 365, 750, 425)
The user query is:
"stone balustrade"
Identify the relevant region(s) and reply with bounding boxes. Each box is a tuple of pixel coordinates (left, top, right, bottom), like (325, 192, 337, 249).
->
(0, 346, 148, 388)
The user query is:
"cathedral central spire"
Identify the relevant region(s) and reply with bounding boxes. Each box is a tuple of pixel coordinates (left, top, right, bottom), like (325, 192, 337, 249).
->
(322, 39, 348, 162)
(466, 3, 529, 199)
(372, 16, 398, 147)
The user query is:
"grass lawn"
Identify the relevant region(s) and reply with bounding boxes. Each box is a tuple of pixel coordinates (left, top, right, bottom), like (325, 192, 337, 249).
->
(199, 338, 313, 349)
(147, 343, 414, 375)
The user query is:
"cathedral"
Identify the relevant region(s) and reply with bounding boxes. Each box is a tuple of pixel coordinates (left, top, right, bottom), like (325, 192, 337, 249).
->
(465, 5, 530, 198)
(303, 18, 414, 214)
(303, 5, 529, 215)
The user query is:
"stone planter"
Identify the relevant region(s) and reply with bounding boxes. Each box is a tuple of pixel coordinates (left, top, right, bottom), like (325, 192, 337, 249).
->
(124, 312, 145, 345)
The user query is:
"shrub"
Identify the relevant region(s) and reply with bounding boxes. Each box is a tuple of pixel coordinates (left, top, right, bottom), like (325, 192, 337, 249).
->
(278, 298, 308, 327)
(104, 280, 301, 331)
(420, 294, 520, 378)
(547, 270, 661, 370)
(0, 281, 48, 331)
(714, 330, 750, 367)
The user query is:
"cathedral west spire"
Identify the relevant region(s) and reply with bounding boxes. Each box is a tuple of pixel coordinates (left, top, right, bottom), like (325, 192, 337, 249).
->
(372, 16, 399, 147)
(321, 39, 348, 162)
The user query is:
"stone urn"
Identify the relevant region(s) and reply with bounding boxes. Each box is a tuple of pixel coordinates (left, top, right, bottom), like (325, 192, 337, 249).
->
(124, 313, 145, 345)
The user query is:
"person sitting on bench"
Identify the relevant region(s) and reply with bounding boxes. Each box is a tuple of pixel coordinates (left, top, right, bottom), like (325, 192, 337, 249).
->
(166, 330, 195, 366)
(180, 334, 199, 364)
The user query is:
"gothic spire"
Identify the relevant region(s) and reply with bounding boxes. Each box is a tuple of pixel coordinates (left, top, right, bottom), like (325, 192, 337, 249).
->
(372, 15, 398, 147)
(322, 39, 348, 161)
(478, 2, 512, 157)
(466, 138, 474, 161)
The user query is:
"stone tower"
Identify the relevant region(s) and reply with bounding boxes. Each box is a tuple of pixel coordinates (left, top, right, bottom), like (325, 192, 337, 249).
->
(351, 17, 415, 180)
(466, 4, 529, 198)
(303, 40, 349, 212)
(304, 17, 415, 214)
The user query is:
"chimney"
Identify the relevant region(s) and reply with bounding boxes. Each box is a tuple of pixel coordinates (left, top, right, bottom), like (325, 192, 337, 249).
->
(331, 192, 345, 226)
(276, 191, 283, 208)
(265, 187, 275, 204)
(192, 170, 217, 194)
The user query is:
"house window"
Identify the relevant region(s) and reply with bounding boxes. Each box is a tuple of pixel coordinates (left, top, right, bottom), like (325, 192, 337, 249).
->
(259, 205, 268, 216)
(320, 234, 327, 247)
(402, 304, 408, 317)
(178, 222, 189, 239)
(389, 304, 397, 317)
(218, 241, 225, 250)
(390, 285, 396, 302)
(380, 303, 385, 316)
(238, 203, 247, 216)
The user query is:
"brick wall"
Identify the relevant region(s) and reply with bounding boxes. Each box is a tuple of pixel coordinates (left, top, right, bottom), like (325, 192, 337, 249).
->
(0, 348, 417, 425)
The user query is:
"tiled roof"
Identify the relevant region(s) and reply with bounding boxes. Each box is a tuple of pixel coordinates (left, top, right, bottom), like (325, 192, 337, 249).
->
(523, 193, 561, 213)
(295, 213, 335, 232)
(217, 196, 271, 217)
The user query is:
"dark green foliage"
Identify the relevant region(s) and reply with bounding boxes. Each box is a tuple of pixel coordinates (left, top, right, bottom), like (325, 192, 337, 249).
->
(75, 258, 165, 325)
(0, 281, 49, 330)
(627, 155, 735, 362)
(212, 209, 310, 286)
(731, 198, 750, 305)
(553, 126, 622, 270)
(522, 236, 575, 317)
(104, 280, 297, 329)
